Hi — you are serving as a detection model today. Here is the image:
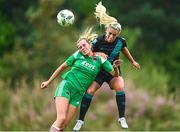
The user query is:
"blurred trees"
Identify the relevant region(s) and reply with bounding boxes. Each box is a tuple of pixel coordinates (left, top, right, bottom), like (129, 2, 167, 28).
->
(0, 0, 179, 92)
(0, 0, 37, 51)
(0, 13, 15, 56)
(101, 0, 180, 91)
(0, 0, 76, 86)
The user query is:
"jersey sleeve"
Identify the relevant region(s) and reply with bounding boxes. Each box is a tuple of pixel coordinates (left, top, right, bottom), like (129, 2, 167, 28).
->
(65, 50, 79, 66)
(91, 38, 98, 46)
(91, 38, 98, 52)
(100, 57, 113, 72)
(121, 37, 127, 48)
(92, 36, 103, 52)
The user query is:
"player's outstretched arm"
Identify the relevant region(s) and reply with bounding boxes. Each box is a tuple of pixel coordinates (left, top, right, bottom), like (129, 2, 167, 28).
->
(41, 62, 69, 89)
(122, 47, 140, 70)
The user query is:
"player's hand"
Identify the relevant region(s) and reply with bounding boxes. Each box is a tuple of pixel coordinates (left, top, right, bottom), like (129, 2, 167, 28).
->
(113, 59, 123, 68)
(132, 61, 140, 70)
(95, 52, 107, 59)
(41, 81, 49, 89)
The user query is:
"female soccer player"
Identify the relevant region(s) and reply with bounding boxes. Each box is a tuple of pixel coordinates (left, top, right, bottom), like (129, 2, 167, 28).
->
(40, 28, 121, 131)
(73, 2, 140, 131)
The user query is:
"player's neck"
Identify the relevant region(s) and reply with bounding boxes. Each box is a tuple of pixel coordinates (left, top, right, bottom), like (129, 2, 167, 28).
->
(87, 51, 94, 57)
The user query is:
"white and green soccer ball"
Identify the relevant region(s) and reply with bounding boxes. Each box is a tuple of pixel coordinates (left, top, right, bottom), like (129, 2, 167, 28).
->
(57, 9, 75, 26)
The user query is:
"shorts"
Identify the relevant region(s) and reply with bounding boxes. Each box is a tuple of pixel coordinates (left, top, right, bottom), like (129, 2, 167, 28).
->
(54, 80, 84, 107)
(95, 67, 122, 87)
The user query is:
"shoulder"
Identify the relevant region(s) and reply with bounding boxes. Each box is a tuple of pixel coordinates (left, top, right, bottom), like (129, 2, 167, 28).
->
(94, 54, 107, 64)
(92, 35, 105, 46)
(96, 35, 105, 42)
(97, 35, 104, 40)
(117, 37, 127, 46)
(72, 50, 83, 59)
(118, 36, 126, 42)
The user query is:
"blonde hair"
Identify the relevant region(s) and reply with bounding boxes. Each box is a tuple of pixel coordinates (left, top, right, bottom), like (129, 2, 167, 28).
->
(94, 1, 121, 32)
(77, 27, 98, 44)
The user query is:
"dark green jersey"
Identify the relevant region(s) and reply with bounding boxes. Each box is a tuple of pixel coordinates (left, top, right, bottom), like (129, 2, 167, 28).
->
(62, 51, 113, 92)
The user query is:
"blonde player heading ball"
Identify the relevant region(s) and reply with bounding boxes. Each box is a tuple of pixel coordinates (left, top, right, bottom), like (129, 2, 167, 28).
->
(40, 27, 122, 131)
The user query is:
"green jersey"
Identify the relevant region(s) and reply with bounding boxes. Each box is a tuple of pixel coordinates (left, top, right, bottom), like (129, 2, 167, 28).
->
(62, 50, 113, 92)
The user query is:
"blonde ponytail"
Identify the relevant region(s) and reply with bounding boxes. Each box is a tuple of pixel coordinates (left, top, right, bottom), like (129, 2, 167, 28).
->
(95, 1, 121, 32)
(77, 27, 97, 44)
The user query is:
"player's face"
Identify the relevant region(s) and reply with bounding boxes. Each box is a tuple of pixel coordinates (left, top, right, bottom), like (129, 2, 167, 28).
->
(105, 27, 119, 43)
(77, 39, 92, 55)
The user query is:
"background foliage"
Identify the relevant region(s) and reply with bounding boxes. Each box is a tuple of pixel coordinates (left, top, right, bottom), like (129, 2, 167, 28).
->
(0, 0, 179, 131)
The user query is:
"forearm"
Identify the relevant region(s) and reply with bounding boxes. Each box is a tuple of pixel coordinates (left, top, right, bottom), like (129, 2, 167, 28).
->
(110, 59, 122, 77)
(122, 47, 140, 69)
(113, 67, 119, 77)
(122, 47, 135, 63)
(47, 62, 68, 84)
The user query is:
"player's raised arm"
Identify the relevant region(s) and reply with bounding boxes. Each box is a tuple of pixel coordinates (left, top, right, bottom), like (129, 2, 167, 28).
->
(121, 47, 140, 70)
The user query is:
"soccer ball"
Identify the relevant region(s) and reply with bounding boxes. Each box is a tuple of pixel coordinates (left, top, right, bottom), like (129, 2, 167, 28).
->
(57, 9, 75, 26)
